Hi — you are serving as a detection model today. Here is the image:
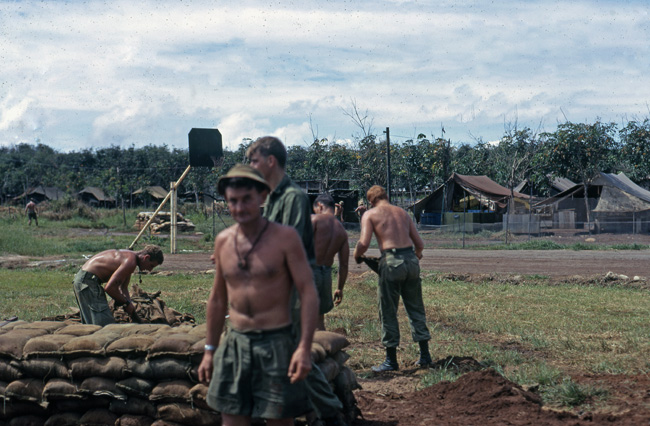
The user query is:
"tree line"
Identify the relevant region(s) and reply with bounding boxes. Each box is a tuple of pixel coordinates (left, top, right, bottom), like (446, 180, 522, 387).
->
(2, 118, 650, 206)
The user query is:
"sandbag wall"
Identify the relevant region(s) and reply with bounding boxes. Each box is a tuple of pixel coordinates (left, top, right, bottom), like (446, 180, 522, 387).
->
(0, 321, 359, 426)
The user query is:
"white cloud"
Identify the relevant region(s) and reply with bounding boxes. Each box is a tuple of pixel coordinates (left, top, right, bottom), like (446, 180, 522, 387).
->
(0, 0, 649, 151)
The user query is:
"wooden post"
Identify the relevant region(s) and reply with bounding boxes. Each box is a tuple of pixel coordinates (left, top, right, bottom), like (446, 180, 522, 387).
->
(170, 182, 177, 254)
(129, 165, 191, 250)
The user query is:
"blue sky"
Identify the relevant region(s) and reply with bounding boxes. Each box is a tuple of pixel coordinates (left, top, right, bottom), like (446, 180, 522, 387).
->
(1, 0, 649, 152)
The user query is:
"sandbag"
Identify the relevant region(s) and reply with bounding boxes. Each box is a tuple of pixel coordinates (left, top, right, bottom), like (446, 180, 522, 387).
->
(0, 360, 23, 381)
(78, 408, 118, 426)
(14, 321, 65, 334)
(157, 403, 221, 426)
(313, 331, 349, 355)
(188, 383, 210, 410)
(115, 414, 155, 426)
(150, 420, 185, 426)
(51, 396, 112, 413)
(109, 397, 157, 418)
(23, 335, 73, 358)
(61, 332, 121, 358)
(119, 324, 169, 336)
(318, 357, 341, 383)
(5, 378, 45, 403)
(146, 334, 203, 359)
(311, 342, 327, 363)
(115, 377, 155, 399)
(126, 358, 193, 381)
(43, 412, 82, 426)
(0, 380, 7, 401)
(149, 380, 192, 403)
(0, 321, 28, 331)
(53, 324, 102, 336)
(21, 359, 70, 380)
(332, 349, 351, 366)
(79, 377, 127, 401)
(106, 335, 156, 357)
(69, 356, 127, 380)
(0, 401, 47, 421)
(8, 415, 46, 426)
(42, 378, 83, 401)
(187, 323, 206, 337)
(0, 330, 49, 360)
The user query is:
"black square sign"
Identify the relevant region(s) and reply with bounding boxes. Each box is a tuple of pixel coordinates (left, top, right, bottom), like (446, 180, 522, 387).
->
(188, 128, 223, 167)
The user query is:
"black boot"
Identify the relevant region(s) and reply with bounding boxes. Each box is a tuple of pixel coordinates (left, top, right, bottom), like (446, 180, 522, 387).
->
(372, 347, 398, 372)
(415, 340, 433, 368)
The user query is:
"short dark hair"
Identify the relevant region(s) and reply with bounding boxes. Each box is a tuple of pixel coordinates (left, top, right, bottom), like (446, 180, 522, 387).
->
(140, 245, 164, 265)
(313, 193, 335, 210)
(246, 136, 287, 168)
(223, 177, 269, 194)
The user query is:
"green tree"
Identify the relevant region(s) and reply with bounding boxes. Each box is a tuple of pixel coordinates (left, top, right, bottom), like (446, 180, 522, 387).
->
(539, 121, 619, 231)
(619, 119, 650, 185)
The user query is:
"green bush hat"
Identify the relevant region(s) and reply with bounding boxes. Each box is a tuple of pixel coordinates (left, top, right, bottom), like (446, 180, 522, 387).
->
(217, 163, 270, 196)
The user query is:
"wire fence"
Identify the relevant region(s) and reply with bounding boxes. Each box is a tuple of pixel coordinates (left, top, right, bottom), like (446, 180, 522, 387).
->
(416, 215, 650, 248)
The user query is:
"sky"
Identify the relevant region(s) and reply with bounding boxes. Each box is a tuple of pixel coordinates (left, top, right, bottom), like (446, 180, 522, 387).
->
(1, 0, 649, 153)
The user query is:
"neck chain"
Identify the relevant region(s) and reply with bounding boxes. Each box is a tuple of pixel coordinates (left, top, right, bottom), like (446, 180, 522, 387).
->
(235, 219, 270, 270)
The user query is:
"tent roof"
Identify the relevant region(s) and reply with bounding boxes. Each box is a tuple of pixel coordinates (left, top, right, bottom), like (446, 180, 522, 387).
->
(452, 173, 528, 200)
(78, 187, 115, 202)
(592, 172, 650, 212)
(514, 176, 576, 194)
(132, 186, 168, 199)
(410, 173, 528, 214)
(535, 172, 650, 211)
(14, 186, 66, 201)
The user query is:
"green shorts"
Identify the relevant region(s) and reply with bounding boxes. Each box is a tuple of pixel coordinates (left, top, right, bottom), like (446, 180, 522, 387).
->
(206, 325, 311, 420)
(314, 265, 334, 315)
(72, 269, 115, 326)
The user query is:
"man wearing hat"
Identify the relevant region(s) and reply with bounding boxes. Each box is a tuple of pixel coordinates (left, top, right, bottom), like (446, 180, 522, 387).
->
(198, 164, 319, 426)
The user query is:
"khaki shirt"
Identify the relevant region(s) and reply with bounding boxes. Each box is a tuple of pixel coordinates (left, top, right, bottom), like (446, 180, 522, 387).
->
(263, 174, 316, 265)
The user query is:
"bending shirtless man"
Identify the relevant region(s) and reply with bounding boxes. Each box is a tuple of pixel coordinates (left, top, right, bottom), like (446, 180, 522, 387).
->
(72, 245, 163, 326)
(311, 193, 349, 330)
(353, 185, 433, 372)
(198, 164, 318, 426)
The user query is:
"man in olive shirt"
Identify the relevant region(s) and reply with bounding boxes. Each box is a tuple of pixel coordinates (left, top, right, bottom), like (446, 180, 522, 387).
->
(247, 136, 345, 426)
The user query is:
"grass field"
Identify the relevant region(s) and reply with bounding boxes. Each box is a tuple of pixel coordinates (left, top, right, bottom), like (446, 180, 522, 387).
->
(1, 204, 649, 410)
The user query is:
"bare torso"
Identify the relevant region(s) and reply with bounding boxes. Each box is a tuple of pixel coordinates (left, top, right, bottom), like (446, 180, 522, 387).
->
(363, 203, 421, 250)
(216, 222, 295, 331)
(82, 249, 137, 283)
(312, 213, 348, 267)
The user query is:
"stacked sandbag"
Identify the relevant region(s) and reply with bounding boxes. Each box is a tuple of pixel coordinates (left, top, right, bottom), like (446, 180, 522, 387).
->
(311, 330, 361, 423)
(134, 212, 196, 234)
(0, 322, 359, 425)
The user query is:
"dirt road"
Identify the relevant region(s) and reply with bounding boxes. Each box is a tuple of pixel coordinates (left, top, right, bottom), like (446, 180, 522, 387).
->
(157, 247, 650, 279)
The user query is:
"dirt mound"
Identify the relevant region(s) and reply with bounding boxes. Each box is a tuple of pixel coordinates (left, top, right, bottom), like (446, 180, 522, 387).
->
(353, 368, 649, 425)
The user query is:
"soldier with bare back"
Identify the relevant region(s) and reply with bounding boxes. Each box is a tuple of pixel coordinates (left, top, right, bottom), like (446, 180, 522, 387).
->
(311, 193, 349, 330)
(72, 245, 163, 326)
(198, 164, 318, 426)
(353, 185, 433, 372)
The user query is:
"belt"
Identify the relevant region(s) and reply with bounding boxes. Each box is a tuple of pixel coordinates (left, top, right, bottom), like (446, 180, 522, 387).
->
(232, 323, 293, 336)
(381, 246, 414, 255)
(78, 270, 103, 284)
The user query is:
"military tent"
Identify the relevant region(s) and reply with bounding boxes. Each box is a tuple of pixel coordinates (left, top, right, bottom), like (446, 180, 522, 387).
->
(78, 187, 116, 208)
(410, 173, 529, 225)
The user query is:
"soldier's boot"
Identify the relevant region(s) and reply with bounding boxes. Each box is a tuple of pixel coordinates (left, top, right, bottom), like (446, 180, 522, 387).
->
(371, 346, 399, 372)
(415, 340, 433, 368)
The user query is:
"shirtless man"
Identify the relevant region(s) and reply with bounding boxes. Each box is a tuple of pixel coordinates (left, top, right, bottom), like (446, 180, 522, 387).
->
(72, 245, 163, 326)
(311, 193, 349, 330)
(25, 199, 38, 226)
(353, 185, 433, 372)
(198, 164, 318, 426)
